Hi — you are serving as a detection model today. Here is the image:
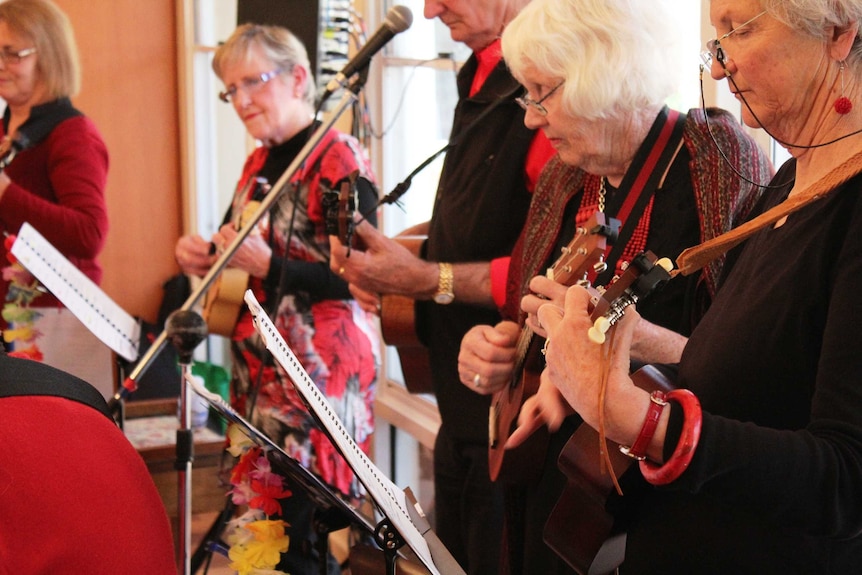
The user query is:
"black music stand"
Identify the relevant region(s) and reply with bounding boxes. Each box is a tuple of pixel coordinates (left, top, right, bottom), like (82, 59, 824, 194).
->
(188, 377, 436, 575)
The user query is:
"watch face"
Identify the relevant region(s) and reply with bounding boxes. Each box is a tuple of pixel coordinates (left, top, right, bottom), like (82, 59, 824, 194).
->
(434, 293, 454, 305)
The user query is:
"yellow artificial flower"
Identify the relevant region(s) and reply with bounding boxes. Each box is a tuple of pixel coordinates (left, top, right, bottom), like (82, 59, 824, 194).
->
(227, 520, 290, 574)
(227, 423, 256, 457)
(247, 519, 290, 546)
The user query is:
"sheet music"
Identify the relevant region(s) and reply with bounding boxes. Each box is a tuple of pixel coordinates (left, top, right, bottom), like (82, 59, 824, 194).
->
(10, 222, 140, 361)
(241, 289, 442, 575)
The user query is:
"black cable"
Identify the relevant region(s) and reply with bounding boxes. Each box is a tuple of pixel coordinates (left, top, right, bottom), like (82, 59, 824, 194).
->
(353, 90, 513, 227)
(366, 55, 459, 140)
(709, 49, 862, 151)
(699, 65, 791, 190)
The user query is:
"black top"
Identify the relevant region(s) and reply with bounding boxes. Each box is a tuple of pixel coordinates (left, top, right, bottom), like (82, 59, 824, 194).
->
(622, 160, 862, 573)
(418, 54, 538, 443)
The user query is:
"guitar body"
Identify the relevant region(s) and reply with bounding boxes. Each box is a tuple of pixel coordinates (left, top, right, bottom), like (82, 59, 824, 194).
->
(489, 214, 615, 482)
(544, 365, 676, 574)
(488, 338, 550, 484)
(379, 235, 435, 394)
(202, 269, 249, 338)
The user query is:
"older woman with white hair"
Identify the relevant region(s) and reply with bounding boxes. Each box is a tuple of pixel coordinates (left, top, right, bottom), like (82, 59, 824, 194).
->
(456, 0, 773, 572)
(510, 0, 862, 571)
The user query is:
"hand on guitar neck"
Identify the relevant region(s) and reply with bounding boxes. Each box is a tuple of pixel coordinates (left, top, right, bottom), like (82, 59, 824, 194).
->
(461, 213, 617, 482)
(211, 223, 272, 280)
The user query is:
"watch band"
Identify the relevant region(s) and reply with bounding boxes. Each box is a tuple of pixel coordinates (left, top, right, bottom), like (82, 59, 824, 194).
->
(434, 262, 454, 304)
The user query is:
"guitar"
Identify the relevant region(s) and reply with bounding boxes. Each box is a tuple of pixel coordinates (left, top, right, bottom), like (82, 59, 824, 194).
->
(202, 178, 269, 337)
(379, 235, 435, 395)
(542, 251, 675, 575)
(488, 213, 617, 483)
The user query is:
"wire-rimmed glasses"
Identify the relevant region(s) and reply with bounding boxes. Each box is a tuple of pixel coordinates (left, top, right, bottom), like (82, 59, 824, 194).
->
(701, 10, 767, 68)
(218, 68, 284, 103)
(0, 47, 37, 66)
(515, 81, 565, 116)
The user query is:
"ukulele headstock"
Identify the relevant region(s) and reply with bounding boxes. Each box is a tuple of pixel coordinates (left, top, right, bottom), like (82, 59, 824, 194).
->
(323, 170, 361, 250)
(588, 251, 673, 343)
(546, 213, 619, 287)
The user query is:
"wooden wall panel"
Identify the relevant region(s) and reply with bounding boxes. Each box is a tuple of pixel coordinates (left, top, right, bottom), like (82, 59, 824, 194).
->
(54, 0, 182, 322)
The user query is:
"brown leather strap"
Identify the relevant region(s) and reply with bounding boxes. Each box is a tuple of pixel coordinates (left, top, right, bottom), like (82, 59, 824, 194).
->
(674, 149, 862, 277)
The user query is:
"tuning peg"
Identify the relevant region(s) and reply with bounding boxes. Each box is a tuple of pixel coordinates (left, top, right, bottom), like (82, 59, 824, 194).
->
(588, 316, 612, 344)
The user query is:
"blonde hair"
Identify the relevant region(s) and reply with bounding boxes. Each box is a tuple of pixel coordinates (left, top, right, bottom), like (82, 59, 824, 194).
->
(213, 23, 316, 107)
(0, 0, 80, 99)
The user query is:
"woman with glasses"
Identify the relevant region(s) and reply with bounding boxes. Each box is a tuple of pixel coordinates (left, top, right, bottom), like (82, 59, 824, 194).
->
(175, 23, 379, 575)
(500, 0, 862, 571)
(456, 0, 773, 572)
(0, 0, 109, 355)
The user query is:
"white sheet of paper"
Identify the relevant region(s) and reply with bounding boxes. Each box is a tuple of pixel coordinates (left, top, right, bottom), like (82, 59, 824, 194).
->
(10, 222, 140, 362)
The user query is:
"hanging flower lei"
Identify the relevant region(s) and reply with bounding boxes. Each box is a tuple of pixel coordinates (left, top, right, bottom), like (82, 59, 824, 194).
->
(224, 423, 293, 575)
(2, 234, 44, 360)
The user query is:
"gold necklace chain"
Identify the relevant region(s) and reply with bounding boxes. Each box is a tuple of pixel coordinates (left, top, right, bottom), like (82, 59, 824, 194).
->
(598, 176, 607, 213)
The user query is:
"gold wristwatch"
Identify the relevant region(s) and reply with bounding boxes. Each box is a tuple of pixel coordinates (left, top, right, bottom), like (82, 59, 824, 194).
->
(434, 262, 454, 305)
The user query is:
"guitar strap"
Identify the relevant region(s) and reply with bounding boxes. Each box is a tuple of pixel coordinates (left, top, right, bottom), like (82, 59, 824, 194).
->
(675, 147, 862, 276)
(596, 107, 687, 285)
(1, 97, 82, 161)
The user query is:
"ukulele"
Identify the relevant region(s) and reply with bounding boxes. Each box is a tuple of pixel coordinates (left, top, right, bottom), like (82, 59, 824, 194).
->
(543, 251, 674, 575)
(202, 178, 270, 337)
(488, 213, 618, 483)
(324, 172, 436, 394)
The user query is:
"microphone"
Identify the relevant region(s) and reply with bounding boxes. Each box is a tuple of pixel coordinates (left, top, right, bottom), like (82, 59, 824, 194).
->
(321, 5, 412, 100)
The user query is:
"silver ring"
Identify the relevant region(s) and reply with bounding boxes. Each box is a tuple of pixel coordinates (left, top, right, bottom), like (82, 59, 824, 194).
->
(472, 373, 482, 388)
(541, 338, 550, 357)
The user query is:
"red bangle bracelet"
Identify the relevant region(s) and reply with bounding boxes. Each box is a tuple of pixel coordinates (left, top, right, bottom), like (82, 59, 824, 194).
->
(619, 390, 668, 460)
(640, 388, 702, 485)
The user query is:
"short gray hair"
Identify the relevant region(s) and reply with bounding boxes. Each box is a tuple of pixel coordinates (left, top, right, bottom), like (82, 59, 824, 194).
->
(502, 0, 683, 121)
(760, 0, 862, 65)
(213, 23, 316, 107)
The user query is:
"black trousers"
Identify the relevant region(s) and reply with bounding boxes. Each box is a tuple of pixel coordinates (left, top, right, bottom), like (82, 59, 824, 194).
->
(433, 427, 506, 575)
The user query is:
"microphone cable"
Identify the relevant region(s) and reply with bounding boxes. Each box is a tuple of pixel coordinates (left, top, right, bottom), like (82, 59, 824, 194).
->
(353, 90, 513, 226)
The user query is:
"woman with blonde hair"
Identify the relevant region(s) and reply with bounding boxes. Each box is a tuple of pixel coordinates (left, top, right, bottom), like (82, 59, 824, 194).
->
(176, 23, 379, 575)
(0, 0, 108, 370)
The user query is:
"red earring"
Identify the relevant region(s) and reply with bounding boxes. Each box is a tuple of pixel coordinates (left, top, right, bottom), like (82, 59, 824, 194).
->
(834, 61, 853, 115)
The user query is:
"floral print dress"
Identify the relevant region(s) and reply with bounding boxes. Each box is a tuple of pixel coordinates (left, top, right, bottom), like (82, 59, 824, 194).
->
(228, 127, 379, 503)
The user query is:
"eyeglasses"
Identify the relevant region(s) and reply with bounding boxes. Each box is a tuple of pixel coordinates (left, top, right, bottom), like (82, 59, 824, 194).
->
(515, 81, 564, 116)
(0, 47, 37, 66)
(702, 10, 767, 68)
(218, 68, 283, 103)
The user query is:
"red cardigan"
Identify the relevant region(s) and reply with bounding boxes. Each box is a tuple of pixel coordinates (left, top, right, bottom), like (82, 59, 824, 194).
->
(0, 113, 109, 310)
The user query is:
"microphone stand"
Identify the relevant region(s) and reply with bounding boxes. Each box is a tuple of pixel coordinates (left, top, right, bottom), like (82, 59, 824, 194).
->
(108, 74, 367, 575)
(166, 310, 208, 575)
